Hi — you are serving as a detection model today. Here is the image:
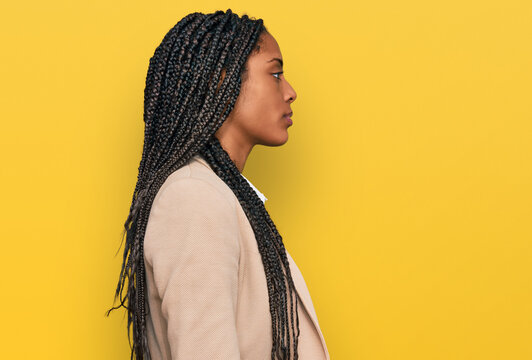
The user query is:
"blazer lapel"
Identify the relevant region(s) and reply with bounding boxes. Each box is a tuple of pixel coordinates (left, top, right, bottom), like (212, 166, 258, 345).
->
(285, 250, 330, 359)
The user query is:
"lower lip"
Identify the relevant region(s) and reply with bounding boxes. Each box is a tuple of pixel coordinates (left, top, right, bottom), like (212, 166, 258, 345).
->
(284, 116, 293, 125)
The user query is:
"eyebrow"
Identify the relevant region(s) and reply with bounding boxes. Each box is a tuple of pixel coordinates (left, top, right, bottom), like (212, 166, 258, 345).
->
(267, 57, 284, 68)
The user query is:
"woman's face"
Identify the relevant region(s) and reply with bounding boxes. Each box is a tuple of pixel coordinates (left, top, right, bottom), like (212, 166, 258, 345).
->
(216, 32, 297, 148)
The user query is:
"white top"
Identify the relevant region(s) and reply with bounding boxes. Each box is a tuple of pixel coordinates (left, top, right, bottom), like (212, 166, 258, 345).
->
(241, 173, 267, 203)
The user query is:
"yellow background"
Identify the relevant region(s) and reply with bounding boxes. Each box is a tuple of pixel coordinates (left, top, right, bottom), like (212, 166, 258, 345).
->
(1, 0, 531, 359)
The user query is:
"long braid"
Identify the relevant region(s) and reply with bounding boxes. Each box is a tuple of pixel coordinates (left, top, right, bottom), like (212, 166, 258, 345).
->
(199, 137, 300, 359)
(106, 9, 300, 359)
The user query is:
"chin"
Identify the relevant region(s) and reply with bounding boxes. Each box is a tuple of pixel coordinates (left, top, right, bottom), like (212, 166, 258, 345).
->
(259, 131, 289, 147)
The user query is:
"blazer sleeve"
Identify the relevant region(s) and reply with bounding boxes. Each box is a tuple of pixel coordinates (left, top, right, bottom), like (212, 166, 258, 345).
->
(143, 177, 241, 359)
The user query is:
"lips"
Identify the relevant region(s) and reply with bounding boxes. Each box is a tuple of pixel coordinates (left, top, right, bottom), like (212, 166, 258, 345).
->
(283, 111, 293, 121)
(284, 111, 293, 125)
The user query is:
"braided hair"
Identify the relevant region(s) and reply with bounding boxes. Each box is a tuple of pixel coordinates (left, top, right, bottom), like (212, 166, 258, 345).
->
(106, 9, 300, 359)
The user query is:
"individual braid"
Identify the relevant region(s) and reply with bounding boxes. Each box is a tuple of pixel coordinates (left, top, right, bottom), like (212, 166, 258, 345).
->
(106, 9, 300, 360)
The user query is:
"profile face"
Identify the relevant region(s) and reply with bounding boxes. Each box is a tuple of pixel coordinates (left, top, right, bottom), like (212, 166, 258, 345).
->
(216, 32, 297, 147)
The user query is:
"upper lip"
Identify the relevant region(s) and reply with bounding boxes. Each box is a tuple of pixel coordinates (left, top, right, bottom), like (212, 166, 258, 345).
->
(284, 111, 293, 118)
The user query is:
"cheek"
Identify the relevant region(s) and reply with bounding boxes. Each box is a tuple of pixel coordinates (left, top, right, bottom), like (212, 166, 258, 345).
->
(239, 85, 279, 127)
(248, 99, 282, 137)
(233, 80, 286, 142)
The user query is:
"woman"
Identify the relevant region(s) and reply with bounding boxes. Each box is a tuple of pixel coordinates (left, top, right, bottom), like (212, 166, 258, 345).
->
(107, 9, 330, 360)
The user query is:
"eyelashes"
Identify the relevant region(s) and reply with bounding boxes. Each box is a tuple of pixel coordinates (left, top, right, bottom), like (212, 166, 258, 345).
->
(272, 72, 284, 81)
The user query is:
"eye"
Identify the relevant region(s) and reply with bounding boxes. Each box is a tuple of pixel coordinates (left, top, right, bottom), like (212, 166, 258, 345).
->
(272, 72, 284, 81)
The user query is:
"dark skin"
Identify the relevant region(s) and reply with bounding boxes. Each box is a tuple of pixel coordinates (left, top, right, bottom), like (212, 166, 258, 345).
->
(215, 32, 297, 173)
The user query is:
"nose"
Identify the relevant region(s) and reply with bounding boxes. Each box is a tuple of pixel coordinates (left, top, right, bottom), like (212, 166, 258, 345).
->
(285, 80, 297, 103)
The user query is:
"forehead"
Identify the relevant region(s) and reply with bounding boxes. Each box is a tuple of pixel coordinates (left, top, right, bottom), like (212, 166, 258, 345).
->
(250, 33, 283, 66)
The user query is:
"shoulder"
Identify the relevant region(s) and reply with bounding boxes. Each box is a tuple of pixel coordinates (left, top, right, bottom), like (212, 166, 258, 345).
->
(153, 157, 237, 212)
(144, 160, 241, 265)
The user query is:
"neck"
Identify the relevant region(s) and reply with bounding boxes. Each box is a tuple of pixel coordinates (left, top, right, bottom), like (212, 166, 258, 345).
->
(215, 131, 254, 174)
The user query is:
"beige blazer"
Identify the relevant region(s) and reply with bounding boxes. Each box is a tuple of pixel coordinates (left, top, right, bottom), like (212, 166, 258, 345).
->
(143, 154, 330, 359)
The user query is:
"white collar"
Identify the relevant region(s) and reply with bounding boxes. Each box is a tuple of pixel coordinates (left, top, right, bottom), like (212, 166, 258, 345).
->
(241, 173, 267, 203)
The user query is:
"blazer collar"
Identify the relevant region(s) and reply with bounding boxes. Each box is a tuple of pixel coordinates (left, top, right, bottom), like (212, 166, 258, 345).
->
(191, 154, 267, 203)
